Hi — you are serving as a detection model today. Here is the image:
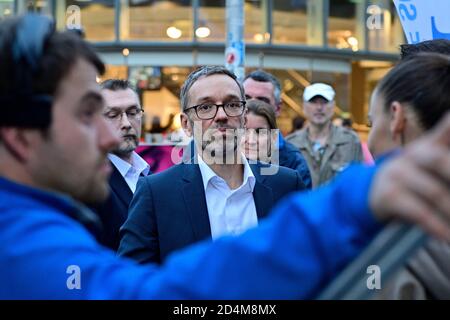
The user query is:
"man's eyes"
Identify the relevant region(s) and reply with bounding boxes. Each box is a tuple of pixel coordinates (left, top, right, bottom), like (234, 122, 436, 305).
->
(259, 98, 271, 104)
(105, 111, 120, 118)
(127, 109, 139, 116)
(226, 102, 241, 108)
(105, 108, 139, 117)
(198, 104, 214, 111)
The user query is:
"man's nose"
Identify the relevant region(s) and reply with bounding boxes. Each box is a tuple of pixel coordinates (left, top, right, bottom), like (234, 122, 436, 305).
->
(214, 105, 228, 122)
(120, 112, 132, 128)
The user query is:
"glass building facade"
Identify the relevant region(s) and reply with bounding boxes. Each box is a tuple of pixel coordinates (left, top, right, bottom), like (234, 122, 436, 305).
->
(1, 0, 404, 136)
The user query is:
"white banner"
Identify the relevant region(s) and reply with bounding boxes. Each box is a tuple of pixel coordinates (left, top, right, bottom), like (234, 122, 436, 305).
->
(393, 0, 450, 44)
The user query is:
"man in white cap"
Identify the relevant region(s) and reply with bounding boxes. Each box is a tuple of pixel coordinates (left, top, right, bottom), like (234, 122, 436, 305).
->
(286, 83, 363, 187)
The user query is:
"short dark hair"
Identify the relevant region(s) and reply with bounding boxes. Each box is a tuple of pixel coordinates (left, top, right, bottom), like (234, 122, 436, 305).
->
(180, 65, 245, 112)
(400, 39, 450, 60)
(376, 52, 450, 130)
(244, 70, 282, 105)
(0, 15, 104, 129)
(100, 79, 136, 92)
(246, 99, 278, 130)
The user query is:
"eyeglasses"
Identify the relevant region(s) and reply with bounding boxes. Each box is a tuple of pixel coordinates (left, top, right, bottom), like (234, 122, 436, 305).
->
(184, 101, 246, 120)
(104, 107, 144, 121)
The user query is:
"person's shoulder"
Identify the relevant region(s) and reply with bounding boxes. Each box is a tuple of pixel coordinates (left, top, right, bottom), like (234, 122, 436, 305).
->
(144, 162, 186, 181)
(285, 130, 303, 141)
(0, 199, 98, 248)
(285, 129, 308, 146)
(283, 140, 302, 154)
(334, 125, 361, 143)
(253, 161, 298, 179)
(141, 162, 199, 191)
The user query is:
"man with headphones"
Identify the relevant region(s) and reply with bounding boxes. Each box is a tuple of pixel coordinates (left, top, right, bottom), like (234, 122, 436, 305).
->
(1, 14, 450, 299)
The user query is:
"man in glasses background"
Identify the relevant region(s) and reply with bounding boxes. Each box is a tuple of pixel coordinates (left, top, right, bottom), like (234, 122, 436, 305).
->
(118, 66, 306, 264)
(93, 79, 151, 251)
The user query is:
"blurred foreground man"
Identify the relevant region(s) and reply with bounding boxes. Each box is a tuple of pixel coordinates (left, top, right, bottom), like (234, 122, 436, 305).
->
(1, 15, 450, 299)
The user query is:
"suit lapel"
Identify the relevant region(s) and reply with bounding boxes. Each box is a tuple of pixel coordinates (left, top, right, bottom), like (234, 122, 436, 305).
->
(181, 164, 212, 240)
(109, 164, 133, 207)
(250, 163, 274, 220)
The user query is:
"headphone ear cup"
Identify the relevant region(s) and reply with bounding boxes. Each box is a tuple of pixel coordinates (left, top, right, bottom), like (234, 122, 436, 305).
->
(0, 14, 55, 129)
(12, 14, 55, 91)
(12, 14, 55, 72)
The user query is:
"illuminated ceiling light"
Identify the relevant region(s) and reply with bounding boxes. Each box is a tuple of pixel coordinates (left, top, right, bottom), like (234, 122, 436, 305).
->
(253, 33, 264, 42)
(166, 26, 182, 39)
(195, 26, 211, 38)
(347, 36, 359, 51)
(347, 36, 358, 47)
(122, 48, 130, 57)
(3, 9, 11, 15)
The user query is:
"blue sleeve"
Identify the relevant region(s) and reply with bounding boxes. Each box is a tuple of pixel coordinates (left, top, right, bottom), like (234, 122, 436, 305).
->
(2, 164, 382, 299)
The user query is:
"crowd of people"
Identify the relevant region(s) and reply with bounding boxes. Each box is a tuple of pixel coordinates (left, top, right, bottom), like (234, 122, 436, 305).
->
(0, 14, 449, 299)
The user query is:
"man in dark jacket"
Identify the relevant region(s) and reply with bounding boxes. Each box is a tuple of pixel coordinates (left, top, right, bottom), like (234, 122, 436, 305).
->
(118, 66, 306, 263)
(93, 80, 151, 250)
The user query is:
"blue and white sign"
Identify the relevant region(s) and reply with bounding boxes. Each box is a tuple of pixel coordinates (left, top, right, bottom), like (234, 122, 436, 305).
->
(394, 0, 450, 44)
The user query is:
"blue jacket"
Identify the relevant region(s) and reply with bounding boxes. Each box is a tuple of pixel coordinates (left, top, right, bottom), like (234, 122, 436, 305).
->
(0, 164, 381, 299)
(118, 162, 305, 264)
(278, 135, 312, 189)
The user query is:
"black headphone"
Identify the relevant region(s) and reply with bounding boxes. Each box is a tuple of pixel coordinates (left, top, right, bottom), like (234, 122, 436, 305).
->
(0, 14, 56, 129)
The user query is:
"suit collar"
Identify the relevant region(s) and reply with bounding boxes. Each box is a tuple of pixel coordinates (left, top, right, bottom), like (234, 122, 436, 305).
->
(197, 155, 256, 193)
(180, 162, 275, 240)
(181, 164, 212, 240)
(109, 164, 133, 206)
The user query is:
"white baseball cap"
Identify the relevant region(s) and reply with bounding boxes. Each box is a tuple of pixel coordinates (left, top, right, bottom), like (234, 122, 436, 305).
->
(303, 83, 335, 102)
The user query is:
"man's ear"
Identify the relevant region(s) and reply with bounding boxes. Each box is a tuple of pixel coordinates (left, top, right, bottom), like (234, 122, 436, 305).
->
(389, 101, 406, 140)
(0, 127, 39, 162)
(275, 102, 281, 117)
(180, 113, 193, 137)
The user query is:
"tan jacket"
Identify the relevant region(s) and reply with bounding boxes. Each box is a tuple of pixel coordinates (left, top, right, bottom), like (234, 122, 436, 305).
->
(286, 125, 363, 188)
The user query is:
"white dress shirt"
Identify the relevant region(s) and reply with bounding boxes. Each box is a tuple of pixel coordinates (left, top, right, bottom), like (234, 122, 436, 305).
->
(197, 155, 258, 240)
(108, 152, 150, 193)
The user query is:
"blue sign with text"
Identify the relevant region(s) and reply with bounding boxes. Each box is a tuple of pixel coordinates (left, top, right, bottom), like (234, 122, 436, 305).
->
(394, 0, 450, 44)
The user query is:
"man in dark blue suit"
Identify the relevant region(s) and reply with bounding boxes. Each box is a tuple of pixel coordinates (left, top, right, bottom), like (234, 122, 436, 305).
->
(118, 66, 306, 263)
(94, 80, 150, 250)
